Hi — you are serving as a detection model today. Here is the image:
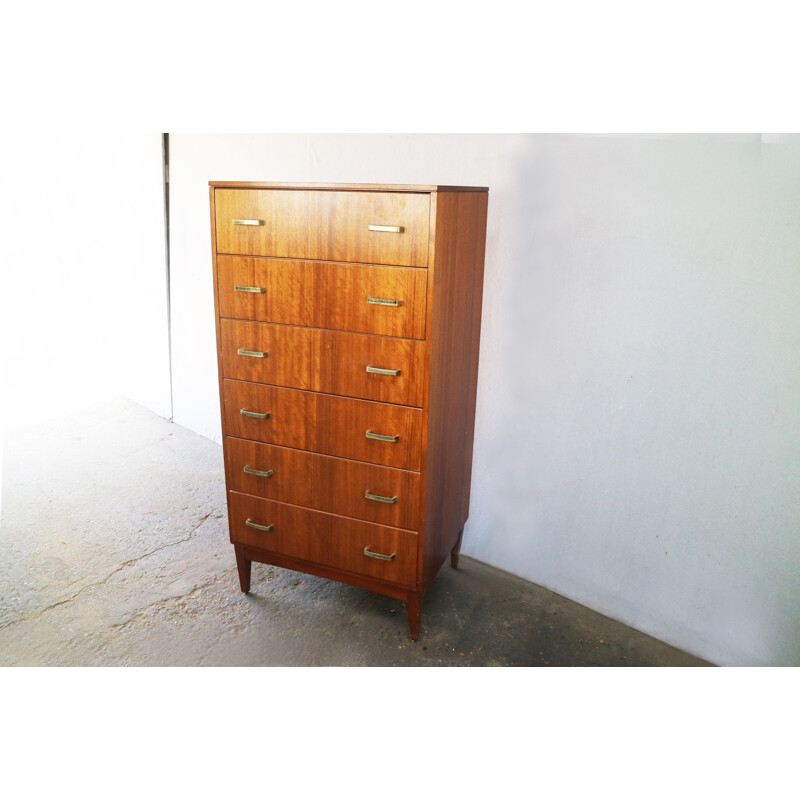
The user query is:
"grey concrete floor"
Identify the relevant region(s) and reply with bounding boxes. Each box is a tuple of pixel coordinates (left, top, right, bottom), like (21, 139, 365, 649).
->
(0, 398, 710, 667)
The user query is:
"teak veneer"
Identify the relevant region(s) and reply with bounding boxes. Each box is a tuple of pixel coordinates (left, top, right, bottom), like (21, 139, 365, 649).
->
(210, 181, 488, 639)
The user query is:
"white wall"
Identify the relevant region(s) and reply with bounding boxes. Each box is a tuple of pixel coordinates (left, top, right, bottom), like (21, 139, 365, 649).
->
(0, 133, 172, 421)
(168, 133, 800, 666)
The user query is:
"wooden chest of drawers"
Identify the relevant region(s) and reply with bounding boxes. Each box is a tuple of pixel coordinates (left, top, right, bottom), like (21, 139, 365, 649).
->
(209, 181, 488, 639)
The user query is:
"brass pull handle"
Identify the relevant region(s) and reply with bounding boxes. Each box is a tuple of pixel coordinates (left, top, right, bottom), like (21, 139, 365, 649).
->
(365, 490, 398, 504)
(240, 409, 270, 419)
(366, 365, 401, 377)
(363, 546, 396, 561)
(238, 348, 267, 358)
(367, 297, 402, 307)
(365, 430, 399, 443)
(243, 465, 273, 478)
(368, 225, 403, 233)
(234, 285, 266, 293)
(232, 219, 265, 226)
(245, 519, 275, 532)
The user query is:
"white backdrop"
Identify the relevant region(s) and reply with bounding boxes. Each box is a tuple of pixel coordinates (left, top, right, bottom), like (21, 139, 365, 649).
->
(0, 133, 171, 421)
(168, 133, 800, 666)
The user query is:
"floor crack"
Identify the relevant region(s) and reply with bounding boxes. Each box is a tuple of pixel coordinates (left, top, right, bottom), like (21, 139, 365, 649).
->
(110, 582, 216, 632)
(0, 512, 216, 631)
(447, 591, 463, 629)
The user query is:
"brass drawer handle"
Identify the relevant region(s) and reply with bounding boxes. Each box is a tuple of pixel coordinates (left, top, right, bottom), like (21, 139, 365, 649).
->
(365, 490, 398, 504)
(367, 297, 402, 307)
(238, 348, 267, 358)
(363, 546, 396, 561)
(368, 225, 403, 233)
(243, 465, 273, 478)
(232, 219, 265, 226)
(234, 285, 266, 293)
(365, 430, 399, 443)
(245, 519, 274, 532)
(240, 409, 270, 419)
(366, 365, 401, 377)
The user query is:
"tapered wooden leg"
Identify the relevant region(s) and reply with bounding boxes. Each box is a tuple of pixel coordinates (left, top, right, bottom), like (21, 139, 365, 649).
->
(450, 528, 464, 569)
(235, 546, 252, 593)
(406, 592, 422, 641)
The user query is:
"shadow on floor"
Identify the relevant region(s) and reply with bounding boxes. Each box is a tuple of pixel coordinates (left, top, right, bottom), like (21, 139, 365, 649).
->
(0, 397, 711, 667)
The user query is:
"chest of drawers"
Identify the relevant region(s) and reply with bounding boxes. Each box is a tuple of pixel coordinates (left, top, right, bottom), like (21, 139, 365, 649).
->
(209, 181, 488, 639)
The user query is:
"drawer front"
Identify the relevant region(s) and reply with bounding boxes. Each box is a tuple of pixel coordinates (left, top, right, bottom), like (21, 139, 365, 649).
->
(228, 491, 418, 587)
(220, 319, 425, 407)
(217, 256, 427, 340)
(225, 438, 420, 530)
(214, 189, 430, 267)
(221, 379, 423, 470)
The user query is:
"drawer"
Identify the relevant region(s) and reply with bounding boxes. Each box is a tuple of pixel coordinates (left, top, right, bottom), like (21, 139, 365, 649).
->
(228, 491, 419, 587)
(225, 438, 420, 530)
(221, 379, 423, 470)
(217, 256, 428, 340)
(214, 189, 430, 267)
(220, 319, 425, 407)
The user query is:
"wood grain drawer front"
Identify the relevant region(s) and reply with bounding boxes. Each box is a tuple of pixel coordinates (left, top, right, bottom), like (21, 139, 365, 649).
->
(214, 189, 430, 267)
(220, 319, 425, 407)
(217, 256, 427, 339)
(222, 380, 423, 470)
(228, 492, 418, 587)
(225, 438, 420, 530)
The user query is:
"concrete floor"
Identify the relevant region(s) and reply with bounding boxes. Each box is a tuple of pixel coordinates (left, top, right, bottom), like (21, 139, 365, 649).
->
(0, 398, 710, 667)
